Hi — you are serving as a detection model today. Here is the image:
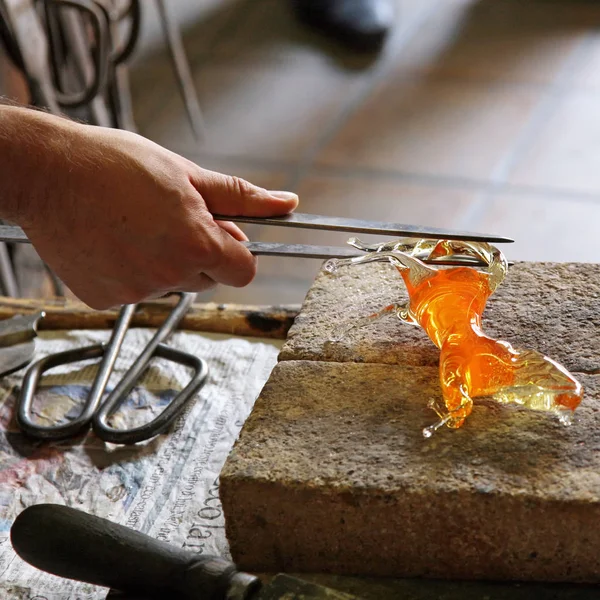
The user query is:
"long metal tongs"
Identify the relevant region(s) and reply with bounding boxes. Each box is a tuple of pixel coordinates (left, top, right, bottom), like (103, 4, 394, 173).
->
(0, 213, 512, 267)
(213, 213, 513, 265)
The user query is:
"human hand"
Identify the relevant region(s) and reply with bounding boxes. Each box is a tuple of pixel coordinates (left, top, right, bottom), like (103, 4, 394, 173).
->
(20, 124, 298, 309)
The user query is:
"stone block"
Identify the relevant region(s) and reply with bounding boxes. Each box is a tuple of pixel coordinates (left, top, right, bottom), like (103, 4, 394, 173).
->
(279, 262, 600, 373)
(221, 360, 600, 582)
(222, 261, 600, 582)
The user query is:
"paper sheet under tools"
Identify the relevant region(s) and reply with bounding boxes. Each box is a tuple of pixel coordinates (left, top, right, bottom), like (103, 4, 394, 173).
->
(0, 328, 281, 599)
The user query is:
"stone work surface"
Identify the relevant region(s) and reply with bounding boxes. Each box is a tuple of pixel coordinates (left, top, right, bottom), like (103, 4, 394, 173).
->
(279, 262, 600, 373)
(221, 261, 600, 583)
(222, 361, 600, 581)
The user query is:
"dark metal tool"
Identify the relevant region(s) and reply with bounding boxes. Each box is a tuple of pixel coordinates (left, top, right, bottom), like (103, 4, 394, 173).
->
(15, 293, 209, 444)
(155, 0, 205, 140)
(212, 212, 514, 243)
(11, 504, 360, 600)
(0, 312, 45, 377)
(0, 213, 513, 267)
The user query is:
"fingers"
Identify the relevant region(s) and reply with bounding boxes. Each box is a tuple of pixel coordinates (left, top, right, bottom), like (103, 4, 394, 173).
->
(172, 272, 217, 294)
(185, 166, 296, 287)
(216, 220, 248, 242)
(176, 222, 255, 291)
(189, 168, 299, 217)
(201, 225, 257, 287)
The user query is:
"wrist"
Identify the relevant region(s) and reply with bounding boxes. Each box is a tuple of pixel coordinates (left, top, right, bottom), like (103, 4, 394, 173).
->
(0, 105, 79, 227)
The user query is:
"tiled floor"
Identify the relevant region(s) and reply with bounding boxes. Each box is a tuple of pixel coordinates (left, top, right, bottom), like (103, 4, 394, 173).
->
(129, 0, 600, 306)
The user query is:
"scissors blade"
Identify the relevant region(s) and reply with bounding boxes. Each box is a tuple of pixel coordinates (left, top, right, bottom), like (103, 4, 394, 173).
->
(213, 212, 514, 243)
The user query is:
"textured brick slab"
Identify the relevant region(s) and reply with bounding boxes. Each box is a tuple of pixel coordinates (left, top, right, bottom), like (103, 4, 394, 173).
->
(279, 262, 600, 373)
(221, 360, 600, 582)
(222, 261, 600, 582)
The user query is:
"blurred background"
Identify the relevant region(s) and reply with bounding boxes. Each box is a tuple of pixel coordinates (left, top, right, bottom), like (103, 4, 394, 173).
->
(2, 0, 600, 306)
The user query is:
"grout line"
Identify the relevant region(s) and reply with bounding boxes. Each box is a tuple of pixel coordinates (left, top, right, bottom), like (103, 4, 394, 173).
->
(181, 151, 298, 173)
(183, 149, 600, 207)
(492, 36, 595, 186)
(311, 163, 494, 190)
(458, 34, 599, 230)
(284, 1, 443, 192)
(327, 69, 598, 96)
(308, 163, 600, 205)
(490, 183, 600, 204)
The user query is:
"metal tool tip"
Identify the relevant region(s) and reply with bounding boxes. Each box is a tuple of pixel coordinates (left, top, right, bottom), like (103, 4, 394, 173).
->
(492, 235, 515, 244)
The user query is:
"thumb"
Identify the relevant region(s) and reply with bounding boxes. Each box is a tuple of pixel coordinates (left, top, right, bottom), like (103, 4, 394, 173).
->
(190, 168, 299, 217)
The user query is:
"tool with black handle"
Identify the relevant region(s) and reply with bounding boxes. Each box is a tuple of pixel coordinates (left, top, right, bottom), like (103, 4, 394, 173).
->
(10, 504, 358, 600)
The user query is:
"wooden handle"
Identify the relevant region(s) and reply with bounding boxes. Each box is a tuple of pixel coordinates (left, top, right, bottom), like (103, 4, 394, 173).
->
(0, 296, 299, 339)
(10, 504, 261, 600)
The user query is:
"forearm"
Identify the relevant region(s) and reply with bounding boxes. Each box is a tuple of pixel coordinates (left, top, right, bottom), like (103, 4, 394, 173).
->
(0, 104, 75, 226)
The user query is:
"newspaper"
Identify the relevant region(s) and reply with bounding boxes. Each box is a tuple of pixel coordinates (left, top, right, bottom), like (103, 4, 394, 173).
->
(0, 327, 281, 599)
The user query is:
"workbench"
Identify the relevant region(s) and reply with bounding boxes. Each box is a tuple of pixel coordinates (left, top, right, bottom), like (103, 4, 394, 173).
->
(1, 289, 600, 600)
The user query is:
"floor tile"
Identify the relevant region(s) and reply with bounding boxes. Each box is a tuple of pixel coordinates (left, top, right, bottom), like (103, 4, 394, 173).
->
(559, 35, 600, 91)
(468, 192, 600, 263)
(210, 0, 339, 66)
(316, 78, 542, 182)
(129, 0, 253, 135)
(139, 58, 361, 162)
(251, 174, 481, 281)
(508, 91, 600, 195)
(250, 255, 324, 295)
(391, 0, 594, 85)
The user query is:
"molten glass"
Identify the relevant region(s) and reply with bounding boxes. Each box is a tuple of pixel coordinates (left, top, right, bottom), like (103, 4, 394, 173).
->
(326, 238, 583, 437)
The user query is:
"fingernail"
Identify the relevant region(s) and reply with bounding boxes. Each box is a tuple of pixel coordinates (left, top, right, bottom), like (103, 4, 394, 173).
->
(268, 190, 299, 202)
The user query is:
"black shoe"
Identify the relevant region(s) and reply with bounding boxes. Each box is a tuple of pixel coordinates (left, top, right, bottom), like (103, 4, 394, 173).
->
(291, 0, 394, 53)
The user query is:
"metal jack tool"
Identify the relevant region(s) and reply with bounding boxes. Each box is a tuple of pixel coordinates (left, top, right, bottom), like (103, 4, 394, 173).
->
(16, 293, 209, 445)
(0, 213, 513, 266)
(0, 311, 45, 377)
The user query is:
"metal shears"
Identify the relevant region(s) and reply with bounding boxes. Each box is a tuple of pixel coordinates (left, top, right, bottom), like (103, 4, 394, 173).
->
(14, 293, 208, 445)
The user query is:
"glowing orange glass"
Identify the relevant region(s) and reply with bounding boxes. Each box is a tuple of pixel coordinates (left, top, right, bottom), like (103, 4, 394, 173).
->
(327, 239, 583, 437)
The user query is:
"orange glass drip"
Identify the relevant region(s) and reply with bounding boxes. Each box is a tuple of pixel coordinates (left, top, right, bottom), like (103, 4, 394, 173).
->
(326, 238, 583, 436)
(400, 265, 583, 433)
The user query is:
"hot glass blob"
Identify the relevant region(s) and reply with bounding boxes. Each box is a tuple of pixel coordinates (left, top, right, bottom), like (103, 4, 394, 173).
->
(326, 238, 583, 437)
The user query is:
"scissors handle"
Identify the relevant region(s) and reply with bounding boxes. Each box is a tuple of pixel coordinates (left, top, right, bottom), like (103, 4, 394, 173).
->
(17, 343, 105, 439)
(92, 343, 209, 444)
(15, 294, 209, 445)
(16, 303, 135, 441)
